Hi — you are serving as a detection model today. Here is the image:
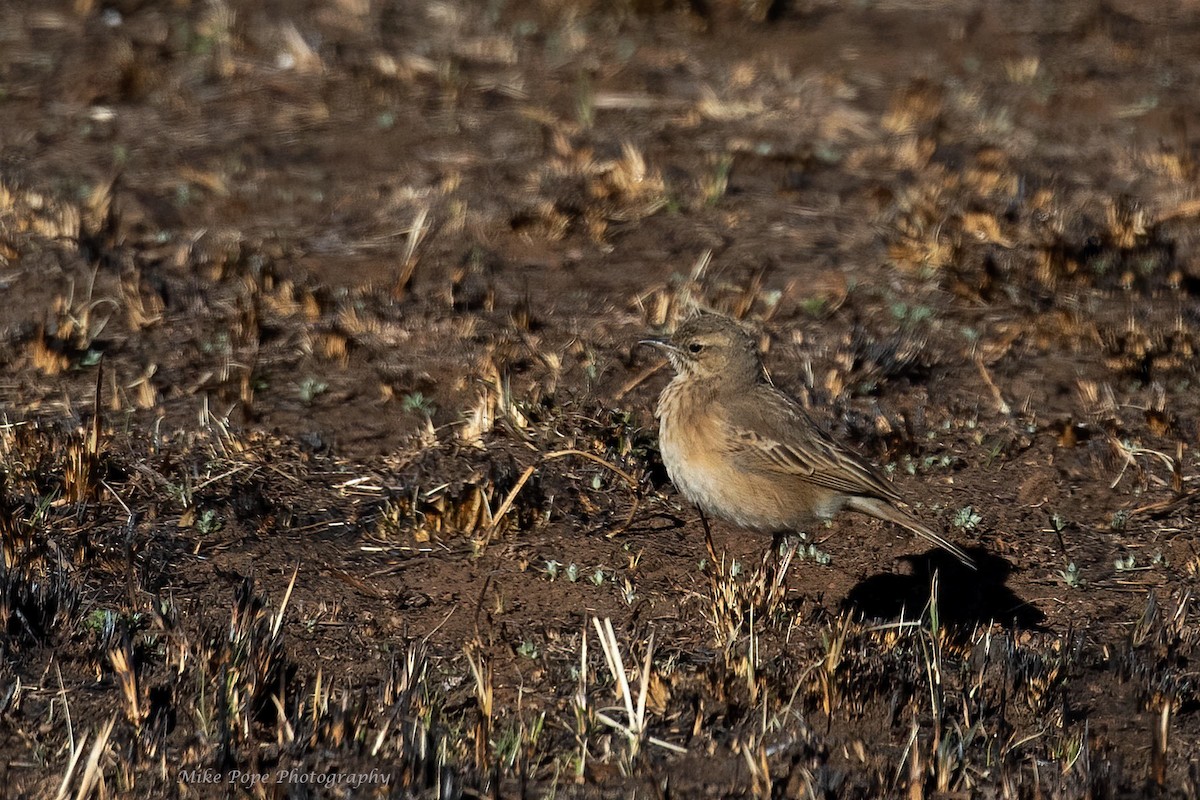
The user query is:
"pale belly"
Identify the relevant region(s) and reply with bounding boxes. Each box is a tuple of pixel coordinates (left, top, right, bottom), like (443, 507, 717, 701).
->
(658, 420, 842, 532)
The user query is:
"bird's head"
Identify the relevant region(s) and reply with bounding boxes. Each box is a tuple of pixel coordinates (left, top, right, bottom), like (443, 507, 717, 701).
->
(641, 314, 764, 383)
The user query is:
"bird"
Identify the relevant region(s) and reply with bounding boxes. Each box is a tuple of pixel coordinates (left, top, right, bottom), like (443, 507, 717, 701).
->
(641, 313, 975, 569)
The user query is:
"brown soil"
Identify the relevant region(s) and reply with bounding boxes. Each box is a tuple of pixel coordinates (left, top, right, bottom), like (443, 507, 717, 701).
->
(2, 1, 1200, 797)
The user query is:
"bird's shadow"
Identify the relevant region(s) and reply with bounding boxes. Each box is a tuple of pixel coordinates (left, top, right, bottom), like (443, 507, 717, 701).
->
(842, 548, 1045, 630)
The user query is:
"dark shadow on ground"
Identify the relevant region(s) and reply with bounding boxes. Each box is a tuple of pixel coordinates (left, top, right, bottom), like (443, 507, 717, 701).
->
(624, 511, 688, 536)
(842, 548, 1046, 630)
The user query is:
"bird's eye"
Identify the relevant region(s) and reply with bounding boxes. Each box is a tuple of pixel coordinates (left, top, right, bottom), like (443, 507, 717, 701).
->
(688, 342, 704, 354)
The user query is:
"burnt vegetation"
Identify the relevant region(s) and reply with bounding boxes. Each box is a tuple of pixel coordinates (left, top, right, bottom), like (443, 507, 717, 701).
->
(3, 0, 1200, 797)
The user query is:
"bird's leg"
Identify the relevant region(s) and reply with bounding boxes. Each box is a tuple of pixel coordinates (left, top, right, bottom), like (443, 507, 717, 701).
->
(698, 507, 723, 576)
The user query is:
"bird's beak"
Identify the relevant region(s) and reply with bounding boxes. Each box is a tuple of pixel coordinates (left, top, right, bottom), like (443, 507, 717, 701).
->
(639, 337, 680, 355)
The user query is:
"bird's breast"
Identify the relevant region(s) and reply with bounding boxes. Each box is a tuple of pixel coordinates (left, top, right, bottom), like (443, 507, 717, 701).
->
(657, 380, 778, 529)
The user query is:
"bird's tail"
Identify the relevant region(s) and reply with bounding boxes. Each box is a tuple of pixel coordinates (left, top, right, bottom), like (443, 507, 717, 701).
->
(845, 496, 977, 569)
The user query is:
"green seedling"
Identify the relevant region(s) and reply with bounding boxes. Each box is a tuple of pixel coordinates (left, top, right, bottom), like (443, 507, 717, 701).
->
(953, 506, 982, 531)
(1058, 562, 1084, 588)
(298, 377, 328, 405)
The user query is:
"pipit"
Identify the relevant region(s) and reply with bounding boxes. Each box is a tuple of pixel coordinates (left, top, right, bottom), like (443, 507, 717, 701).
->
(643, 314, 975, 569)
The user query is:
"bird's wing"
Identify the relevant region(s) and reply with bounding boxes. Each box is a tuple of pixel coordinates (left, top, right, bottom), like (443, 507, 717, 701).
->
(721, 386, 904, 503)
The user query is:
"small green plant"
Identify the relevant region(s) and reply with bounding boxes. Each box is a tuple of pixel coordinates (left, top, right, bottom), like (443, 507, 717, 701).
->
(984, 437, 1007, 468)
(588, 568, 606, 586)
(166, 482, 191, 508)
(493, 721, 521, 769)
(619, 578, 636, 606)
(84, 608, 117, 635)
(702, 154, 733, 206)
(1114, 554, 1137, 572)
(516, 640, 539, 659)
(953, 505, 982, 531)
(921, 455, 954, 470)
(298, 377, 328, 405)
(1058, 562, 1083, 588)
(800, 543, 833, 566)
(401, 391, 435, 416)
(1110, 510, 1129, 531)
(29, 488, 60, 527)
(565, 563, 580, 582)
(83, 608, 144, 637)
(543, 560, 561, 580)
(197, 508, 223, 535)
(1051, 513, 1068, 532)
(889, 301, 935, 325)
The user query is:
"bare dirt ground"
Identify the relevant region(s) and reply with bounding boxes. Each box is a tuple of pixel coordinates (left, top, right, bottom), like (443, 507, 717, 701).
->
(3, 1, 1200, 797)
